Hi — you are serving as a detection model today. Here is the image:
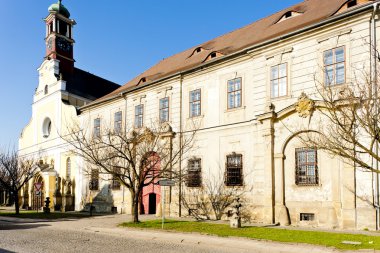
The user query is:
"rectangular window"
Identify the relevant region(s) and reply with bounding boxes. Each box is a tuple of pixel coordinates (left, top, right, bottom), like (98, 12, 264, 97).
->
(295, 148, 319, 185)
(135, 104, 144, 128)
(89, 169, 99, 191)
(189, 89, 201, 117)
(227, 78, 242, 109)
(94, 118, 101, 138)
(186, 159, 202, 187)
(324, 47, 345, 86)
(112, 167, 121, 190)
(159, 97, 169, 123)
(300, 213, 315, 221)
(225, 154, 243, 186)
(114, 111, 122, 134)
(271, 63, 287, 98)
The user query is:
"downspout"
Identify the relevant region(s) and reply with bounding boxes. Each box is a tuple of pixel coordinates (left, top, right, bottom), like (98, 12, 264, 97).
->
(122, 92, 127, 214)
(370, 2, 379, 230)
(178, 73, 183, 217)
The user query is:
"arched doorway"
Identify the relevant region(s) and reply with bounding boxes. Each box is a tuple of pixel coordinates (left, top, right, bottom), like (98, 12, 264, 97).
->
(141, 153, 161, 215)
(31, 174, 45, 210)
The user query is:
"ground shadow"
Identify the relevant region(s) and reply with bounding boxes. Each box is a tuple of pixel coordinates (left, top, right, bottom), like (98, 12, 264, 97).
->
(0, 248, 16, 253)
(0, 220, 50, 231)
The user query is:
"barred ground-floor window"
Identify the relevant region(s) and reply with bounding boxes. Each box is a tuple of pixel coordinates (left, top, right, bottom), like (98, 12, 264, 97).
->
(186, 159, 202, 187)
(295, 148, 318, 185)
(225, 153, 243, 186)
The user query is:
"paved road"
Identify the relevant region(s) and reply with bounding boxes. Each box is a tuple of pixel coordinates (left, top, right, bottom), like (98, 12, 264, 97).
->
(0, 214, 374, 253)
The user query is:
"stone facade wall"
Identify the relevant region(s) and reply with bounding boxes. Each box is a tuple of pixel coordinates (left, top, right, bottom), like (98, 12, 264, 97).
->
(18, 7, 380, 230)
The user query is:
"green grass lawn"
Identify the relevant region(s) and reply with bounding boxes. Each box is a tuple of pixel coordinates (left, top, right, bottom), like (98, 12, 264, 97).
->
(0, 210, 91, 220)
(120, 219, 380, 251)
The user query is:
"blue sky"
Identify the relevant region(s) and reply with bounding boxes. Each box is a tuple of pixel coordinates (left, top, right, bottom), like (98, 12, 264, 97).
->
(0, 0, 300, 149)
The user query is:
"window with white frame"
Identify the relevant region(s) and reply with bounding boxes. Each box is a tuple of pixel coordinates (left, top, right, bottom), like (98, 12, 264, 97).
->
(324, 47, 345, 86)
(114, 111, 122, 133)
(189, 89, 201, 117)
(227, 78, 242, 109)
(270, 63, 287, 98)
(135, 104, 144, 128)
(159, 97, 169, 123)
(94, 118, 101, 138)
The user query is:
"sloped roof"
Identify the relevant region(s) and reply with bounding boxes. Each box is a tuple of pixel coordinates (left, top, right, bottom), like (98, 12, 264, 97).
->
(91, 0, 374, 104)
(66, 68, 120, 101)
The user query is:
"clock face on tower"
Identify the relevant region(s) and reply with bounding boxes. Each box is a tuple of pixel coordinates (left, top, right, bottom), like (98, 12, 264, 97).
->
(47, 38, 53, 50)
(56, 37, 71, 52)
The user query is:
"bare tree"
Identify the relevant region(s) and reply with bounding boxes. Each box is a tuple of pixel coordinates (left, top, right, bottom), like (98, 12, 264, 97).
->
(181, 172, 250, 221)
(63, 122, 195, 223)
(294, 61, 380, 174)
(0, 149, 38, 214)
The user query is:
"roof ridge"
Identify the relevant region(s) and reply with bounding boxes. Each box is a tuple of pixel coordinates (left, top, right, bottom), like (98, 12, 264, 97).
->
(121, 0, 305, 87)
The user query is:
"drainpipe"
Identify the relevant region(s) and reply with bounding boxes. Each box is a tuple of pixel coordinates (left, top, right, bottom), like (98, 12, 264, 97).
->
(370, 2, 379, 230)
(178, 73, 183, 217)
(121, 92, 127, 214)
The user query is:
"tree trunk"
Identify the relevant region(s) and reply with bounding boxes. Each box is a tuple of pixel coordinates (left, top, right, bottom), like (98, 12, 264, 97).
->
(130, 190, 140, 223)
(14, 191, 20, 215)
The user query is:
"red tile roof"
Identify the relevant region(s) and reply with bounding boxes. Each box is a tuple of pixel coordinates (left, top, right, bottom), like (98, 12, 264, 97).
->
(90, 0, 374, 105)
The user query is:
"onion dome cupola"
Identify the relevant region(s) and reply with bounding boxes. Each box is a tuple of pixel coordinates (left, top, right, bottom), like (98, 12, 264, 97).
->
(48, 0, 70, 18)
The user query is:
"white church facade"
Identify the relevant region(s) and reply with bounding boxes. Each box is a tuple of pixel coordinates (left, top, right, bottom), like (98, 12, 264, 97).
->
(19, 0, 380, 230)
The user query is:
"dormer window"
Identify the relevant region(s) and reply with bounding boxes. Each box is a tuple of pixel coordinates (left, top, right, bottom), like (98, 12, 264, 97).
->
(204, 51, 224, 62)
(337, 0, 370, 14)
(138, 77, 147, 85)
(188, 47, 205, 58)
(347, 0, 357, 8)
(277, 11, 302, 23)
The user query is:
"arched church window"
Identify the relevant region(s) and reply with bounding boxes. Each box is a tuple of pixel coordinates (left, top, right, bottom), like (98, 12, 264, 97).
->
(44, 85, 48, 95)
(66, 158, 71, 180)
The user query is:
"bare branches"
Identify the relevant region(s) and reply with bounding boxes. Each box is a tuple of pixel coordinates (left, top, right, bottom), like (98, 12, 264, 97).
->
(297, 57, 380, 173)
(181, 173, 251, 221)
(63, 121, 196, 222)
(0, 149, 38, 214)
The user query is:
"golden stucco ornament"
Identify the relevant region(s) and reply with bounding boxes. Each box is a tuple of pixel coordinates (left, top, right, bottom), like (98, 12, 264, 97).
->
(295, 92, 315, 118)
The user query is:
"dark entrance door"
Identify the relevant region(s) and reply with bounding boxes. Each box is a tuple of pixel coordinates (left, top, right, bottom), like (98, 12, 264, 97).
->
(148, 193, 156, 214)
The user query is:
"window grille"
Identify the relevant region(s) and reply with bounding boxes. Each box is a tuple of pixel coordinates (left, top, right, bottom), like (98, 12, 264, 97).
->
(112, 167, 121, 190)
(89, 169, 99, 191)
(300, 213, 315, 221)
(186, 159, 202, 187)
(295, 148, 319, 185)
(225, 154, 243, 186)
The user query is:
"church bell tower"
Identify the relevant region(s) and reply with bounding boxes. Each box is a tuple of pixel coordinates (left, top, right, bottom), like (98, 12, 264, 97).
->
(44, 0, 76, 76)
